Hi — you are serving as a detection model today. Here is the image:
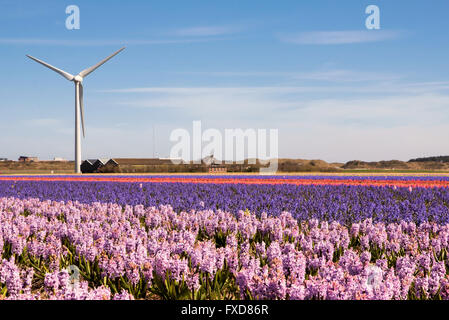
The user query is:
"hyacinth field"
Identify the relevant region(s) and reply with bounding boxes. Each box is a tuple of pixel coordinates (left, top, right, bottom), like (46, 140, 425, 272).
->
(2, 175, 449, 300)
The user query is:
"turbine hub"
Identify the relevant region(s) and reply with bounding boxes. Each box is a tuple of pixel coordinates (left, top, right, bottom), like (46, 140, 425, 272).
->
(74, 75, 83, 82)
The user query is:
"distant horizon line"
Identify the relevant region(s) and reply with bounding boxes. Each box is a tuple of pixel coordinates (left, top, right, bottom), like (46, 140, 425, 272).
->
(3, 155, 449, 164)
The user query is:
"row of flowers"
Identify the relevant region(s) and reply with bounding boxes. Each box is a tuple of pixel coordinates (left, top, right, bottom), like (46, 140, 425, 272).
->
(2, 181, 449, 224)
(2, 175, 449, 188)
(1, 196, 449, 300)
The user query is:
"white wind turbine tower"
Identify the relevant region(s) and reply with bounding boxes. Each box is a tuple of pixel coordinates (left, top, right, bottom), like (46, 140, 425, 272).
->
(26, 47, 125, 173)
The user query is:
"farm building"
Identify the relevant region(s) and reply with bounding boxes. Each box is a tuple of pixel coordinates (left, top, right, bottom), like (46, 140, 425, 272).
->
(92, 159, 109, 172)
(81, 159, 97, 173)
(81, 158, 184, 173)
(100, 158, 183, 173)
(18, 156, 38, 162)
(202, 154, 227, 173)
(107, 158, 175, 166)
(208, 164, 227, 173)
(202, 154, 217, 166)
(81, 158, 111, 173)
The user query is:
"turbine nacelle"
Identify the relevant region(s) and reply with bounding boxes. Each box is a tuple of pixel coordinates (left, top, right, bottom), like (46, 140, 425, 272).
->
(73, 75, 84, 82)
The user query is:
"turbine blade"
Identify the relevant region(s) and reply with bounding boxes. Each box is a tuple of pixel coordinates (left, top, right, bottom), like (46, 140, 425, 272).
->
(79, 47, 125, 78)
(26, 55, 74, 81)
(80, 83, 85, 137)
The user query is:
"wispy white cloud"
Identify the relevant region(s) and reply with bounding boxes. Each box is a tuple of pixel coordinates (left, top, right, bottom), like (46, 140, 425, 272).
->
(100, 83, 449, 127)
(0, 38, 215, 46)
(177, 69, 401, 83)
(283, 94, 449, 127)
(291, 70, 400, 82)
(171, 26, 240, 37)
(0, 24, 241, 47)
(102, 87, 299, 94)
(279, 30, 401, 45)
(100, 80, 449, 95)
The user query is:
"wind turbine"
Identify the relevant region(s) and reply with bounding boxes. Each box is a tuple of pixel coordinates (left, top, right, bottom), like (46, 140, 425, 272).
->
(26, 47, 125, 173)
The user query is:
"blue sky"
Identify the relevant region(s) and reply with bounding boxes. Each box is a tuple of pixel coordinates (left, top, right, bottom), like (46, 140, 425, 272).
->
(1, 0, 449, 162)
